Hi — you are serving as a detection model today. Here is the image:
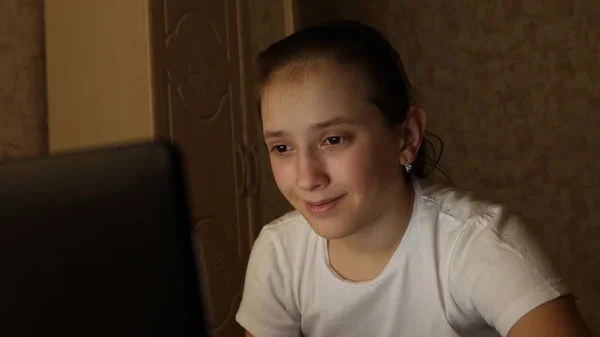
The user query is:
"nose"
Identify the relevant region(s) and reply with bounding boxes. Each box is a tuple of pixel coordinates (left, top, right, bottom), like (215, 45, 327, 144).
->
(295, 150, 329, 191)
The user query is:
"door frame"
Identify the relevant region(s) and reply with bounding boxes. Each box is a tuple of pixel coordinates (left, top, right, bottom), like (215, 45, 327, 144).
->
(283, 0, 299, 35)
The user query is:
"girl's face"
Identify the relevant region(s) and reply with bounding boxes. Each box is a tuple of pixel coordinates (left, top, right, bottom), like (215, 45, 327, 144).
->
(261, 62, 415, 240)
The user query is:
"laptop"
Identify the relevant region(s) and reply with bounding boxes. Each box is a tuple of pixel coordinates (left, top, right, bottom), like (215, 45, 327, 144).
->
(0, 141, 212, 337)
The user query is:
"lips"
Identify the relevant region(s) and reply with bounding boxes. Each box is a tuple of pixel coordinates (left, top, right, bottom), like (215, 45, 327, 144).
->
(304, 194, 346, 214)
(306, 196, 343, 206)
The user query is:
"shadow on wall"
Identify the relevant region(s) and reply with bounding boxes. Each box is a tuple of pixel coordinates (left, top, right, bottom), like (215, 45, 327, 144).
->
(0, 0, 48, 159)
(299, 0, 600, 334)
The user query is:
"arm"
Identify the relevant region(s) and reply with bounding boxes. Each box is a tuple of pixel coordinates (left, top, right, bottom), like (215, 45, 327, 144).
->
(507, 295, 593, 337)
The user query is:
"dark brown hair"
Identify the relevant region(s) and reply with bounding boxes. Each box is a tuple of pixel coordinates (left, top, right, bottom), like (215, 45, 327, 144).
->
(255, 19, 444, 179)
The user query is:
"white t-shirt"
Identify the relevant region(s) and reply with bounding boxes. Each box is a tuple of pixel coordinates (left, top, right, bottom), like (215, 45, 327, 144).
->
(236, 180, 570, 337)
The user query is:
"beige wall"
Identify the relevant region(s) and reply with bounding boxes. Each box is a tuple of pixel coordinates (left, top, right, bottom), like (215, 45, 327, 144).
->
(300, 0, 600, 333)
(0, 0, 47, 159)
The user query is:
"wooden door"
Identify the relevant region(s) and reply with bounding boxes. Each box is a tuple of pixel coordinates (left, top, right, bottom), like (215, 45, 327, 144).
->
(246, 0, 297, 237)
(150, 1, 251, 336)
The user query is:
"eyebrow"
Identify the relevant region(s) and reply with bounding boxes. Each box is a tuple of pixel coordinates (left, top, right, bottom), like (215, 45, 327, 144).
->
(263, 116, 358, 139)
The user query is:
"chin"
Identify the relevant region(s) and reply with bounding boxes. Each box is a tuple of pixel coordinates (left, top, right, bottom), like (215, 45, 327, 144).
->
(306, 217, 357, 240)
(292, 198, 361, 240)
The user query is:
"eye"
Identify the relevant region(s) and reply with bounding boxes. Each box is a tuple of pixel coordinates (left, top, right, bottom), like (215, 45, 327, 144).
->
(270, 145, 289, 154)
(323, 136, 344, 146)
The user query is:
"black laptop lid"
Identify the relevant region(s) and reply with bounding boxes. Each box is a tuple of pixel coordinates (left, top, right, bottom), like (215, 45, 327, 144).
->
(0, 142, 211, 337)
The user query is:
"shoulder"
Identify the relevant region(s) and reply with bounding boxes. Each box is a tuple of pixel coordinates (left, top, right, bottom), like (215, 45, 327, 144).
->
(241, 210, 310, 312)
(249, 211, 315, 271)
(260, 210, 312, 239)
(419, 182, 539, 257)
(419, 182, 504, 226)
(255, 210, 313, 252)
(418, 181, 554, 273)
(415, 182, 510, 253)
(238, 211, 305, 336)
(418, 183, 570, 335)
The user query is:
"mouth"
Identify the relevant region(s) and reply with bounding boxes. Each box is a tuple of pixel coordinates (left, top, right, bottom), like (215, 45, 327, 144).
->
(304, 194, 346, 214)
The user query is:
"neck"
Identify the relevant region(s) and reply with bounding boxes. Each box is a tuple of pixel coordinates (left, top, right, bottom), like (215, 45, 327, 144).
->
(330, 181, 415, 257)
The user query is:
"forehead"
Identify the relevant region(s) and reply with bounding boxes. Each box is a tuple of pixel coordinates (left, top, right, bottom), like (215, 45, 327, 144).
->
(261, 63, 376, 131)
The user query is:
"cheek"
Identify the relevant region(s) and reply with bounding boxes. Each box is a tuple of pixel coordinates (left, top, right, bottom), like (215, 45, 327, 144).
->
(327, 155, 366, 184)
(328, 143, 398, 188)
(270, 159, 294, 194)
(326, 147, 375, 188)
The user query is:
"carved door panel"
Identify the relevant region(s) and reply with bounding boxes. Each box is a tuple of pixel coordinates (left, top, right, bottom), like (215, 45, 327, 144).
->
(151, 1, 250, 336)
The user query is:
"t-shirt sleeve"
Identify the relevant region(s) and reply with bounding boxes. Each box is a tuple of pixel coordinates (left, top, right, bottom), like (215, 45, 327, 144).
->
(236, 228, 301, 337)
(448, 208, 571, 337)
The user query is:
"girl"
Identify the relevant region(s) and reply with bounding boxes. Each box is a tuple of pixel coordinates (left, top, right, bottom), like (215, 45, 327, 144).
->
(235, 20, 592, 337)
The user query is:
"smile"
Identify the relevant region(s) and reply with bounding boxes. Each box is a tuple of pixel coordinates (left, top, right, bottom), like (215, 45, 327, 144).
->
(304, 194, 346, 215)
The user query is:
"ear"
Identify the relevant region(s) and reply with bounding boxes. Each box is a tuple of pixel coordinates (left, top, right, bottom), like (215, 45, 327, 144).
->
(396, 106, 426, 165)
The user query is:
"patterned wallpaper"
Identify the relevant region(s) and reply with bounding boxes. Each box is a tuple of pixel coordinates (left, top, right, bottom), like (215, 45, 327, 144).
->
(301, 0, 600, 334)
(0, 0, 47, 159)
